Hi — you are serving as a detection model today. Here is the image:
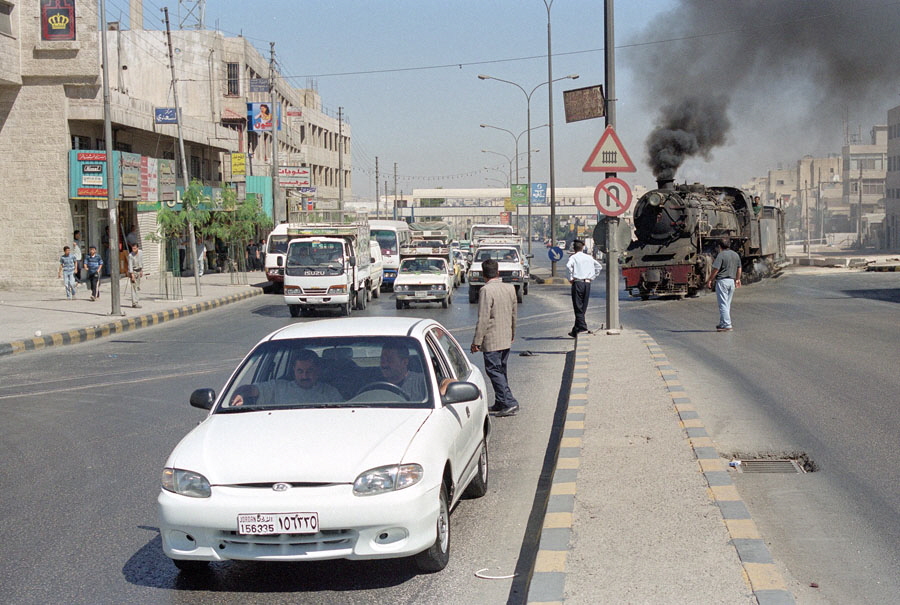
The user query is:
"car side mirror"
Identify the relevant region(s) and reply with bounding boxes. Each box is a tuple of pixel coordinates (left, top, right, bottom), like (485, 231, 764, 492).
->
(526, 254, 534, 259)
(441, 381, 481, 405)
(190, 388, 216, 410)
(370, 257, 376, 263)
(349, 257, 356, 267)
(276, 256, 283, 267)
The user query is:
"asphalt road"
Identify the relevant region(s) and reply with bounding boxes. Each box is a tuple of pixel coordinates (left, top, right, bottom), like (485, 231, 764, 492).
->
(622, 267, 900, 603)
(0, 279, 582, 605)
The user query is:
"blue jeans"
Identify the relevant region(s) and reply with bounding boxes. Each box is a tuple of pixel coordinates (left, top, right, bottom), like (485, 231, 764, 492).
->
(715, 278, 736, 328)
(483, 349, 517, 409)
(63, 272, 76, 298)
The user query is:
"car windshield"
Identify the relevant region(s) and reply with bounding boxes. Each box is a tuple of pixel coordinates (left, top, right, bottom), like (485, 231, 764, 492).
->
(285, 241, 345, 277)
(400, 258, 447, 274)
(217, 336, 432, 412)
(475, 249, 519, 263)
(372, 230, 398, 255)
(267, 235, 291, 255)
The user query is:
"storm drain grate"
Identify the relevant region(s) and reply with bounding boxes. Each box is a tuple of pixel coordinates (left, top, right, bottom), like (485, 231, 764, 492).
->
(738, 459, 806, 474)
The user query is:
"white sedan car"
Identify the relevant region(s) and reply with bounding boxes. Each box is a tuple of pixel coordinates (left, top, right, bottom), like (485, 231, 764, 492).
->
(158, 317, 490, 573)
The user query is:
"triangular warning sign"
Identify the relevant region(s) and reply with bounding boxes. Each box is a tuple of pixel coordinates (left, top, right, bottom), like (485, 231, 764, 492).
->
(582, 126, 636, 173)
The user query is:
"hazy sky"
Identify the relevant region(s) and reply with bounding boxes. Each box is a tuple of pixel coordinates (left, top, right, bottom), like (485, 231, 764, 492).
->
(114, 0, 900, 198)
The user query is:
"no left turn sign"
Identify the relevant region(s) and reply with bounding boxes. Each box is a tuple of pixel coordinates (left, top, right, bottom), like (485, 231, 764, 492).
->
(593, 177, 632, 217)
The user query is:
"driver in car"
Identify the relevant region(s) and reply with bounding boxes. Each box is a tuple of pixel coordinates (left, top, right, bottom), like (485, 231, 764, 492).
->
(230, 349, 342, 406)
(379, 343, 428, 401)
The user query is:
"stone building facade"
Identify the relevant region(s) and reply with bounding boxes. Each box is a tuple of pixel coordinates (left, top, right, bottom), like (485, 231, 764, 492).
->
(0, 0, 350, 290)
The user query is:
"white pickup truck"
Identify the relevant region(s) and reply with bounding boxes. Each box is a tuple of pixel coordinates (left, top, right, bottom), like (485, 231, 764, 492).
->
(393, 240, 455, 309)
(466, 241, 531, 304)
(281, 212, 373, 317)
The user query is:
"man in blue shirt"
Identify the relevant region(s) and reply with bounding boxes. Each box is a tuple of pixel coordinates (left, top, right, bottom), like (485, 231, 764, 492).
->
(706, 239, 742, 331)
(83, 245, 104, 301)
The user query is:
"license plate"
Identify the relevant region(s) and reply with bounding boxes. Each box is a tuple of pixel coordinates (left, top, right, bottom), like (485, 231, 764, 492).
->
(415, 291, 428, 297)
(284, 287, 301, 295)
(237, 512, 319, 535)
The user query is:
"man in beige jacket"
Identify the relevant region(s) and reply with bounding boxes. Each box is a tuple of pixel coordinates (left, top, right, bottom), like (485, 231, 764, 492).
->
(471, 259, 519, 417)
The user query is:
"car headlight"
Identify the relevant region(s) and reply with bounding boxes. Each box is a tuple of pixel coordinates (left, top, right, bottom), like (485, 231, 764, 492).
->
(327, 284, 347, 294)
(512, 270, 522, 278)
(162, 468, 211, 498)
(353, 464, 423, 496)
(394, 284, 407, 292)
(469, 271, 481, 279)
(434, 284, 446, 290)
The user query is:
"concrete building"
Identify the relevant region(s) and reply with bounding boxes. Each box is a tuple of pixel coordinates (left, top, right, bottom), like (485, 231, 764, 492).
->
(0, 0, 349, 289)
(796, 155, 842, 244)
(884, 106, 900, 248)
(841, 125, 886, 245)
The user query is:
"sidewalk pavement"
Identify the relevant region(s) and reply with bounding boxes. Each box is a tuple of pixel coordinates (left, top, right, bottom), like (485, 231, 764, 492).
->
(0, 271, 267, 356)
(527, 329, 795, 605)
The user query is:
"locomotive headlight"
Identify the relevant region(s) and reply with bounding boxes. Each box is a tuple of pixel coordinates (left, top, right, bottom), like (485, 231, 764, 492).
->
(648, 192, 664, 207)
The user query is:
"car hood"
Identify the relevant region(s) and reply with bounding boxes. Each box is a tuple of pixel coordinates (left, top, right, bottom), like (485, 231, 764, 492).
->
(168, 408, 432, 485)
(396, 274, 447, 283)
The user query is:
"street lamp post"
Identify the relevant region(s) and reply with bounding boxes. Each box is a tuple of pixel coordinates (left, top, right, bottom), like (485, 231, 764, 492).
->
(478, 73, 578, 255)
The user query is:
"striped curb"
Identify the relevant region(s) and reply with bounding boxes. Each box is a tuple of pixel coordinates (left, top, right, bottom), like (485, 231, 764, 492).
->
(526, 333, 590, 605)
(636, 330, 796, 605)
(0, 288, 263, 357)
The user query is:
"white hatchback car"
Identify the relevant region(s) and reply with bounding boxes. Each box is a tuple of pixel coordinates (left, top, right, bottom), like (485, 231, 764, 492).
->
(158, 317, 490, 573)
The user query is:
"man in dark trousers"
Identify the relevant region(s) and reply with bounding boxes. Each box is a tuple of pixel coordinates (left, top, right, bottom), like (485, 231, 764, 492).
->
(565, 240, 603, 337)
(706, 238, 742, 331)
(471, 259, 519, 417)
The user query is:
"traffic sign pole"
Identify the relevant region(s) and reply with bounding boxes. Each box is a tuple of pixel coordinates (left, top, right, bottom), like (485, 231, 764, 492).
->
(604, 0, 619, 335)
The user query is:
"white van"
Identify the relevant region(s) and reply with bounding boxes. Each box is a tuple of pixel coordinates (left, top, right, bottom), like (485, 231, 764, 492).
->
(367, 239, 384, 299)
(264, 223, 293, 292)
(369, 220, 411, 290)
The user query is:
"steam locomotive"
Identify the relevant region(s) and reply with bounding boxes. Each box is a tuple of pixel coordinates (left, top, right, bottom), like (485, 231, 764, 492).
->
(622, 179, 786, 300)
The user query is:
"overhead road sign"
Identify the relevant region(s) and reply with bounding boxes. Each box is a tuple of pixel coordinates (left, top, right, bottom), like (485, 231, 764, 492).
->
(593, 177, 633, 217)
(583, 126, 636, 173)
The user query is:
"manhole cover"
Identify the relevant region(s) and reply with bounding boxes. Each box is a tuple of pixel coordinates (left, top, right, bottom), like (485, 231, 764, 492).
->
(738, 459, 806, 474)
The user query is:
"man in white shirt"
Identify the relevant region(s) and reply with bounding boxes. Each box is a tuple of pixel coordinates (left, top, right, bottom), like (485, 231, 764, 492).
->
(565, 240, 603, 337)
(230, 350, 342, 407)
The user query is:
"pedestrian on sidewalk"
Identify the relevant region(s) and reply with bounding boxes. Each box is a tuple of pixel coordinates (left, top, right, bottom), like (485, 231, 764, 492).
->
(470, 258, 520, 417)
(196, 237, 206, 277)
(126, 243, 144, 308)
(58, 246, 77, 300)
(706, 238, 742, 332)
(84, 245, 104, 300)
(101, 226, 111, 276)
(566, 239, 603, 337)
(72, 229, 84, 284)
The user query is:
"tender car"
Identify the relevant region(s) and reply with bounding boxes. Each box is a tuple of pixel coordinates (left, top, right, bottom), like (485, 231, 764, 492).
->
(158, 317, 490, 574)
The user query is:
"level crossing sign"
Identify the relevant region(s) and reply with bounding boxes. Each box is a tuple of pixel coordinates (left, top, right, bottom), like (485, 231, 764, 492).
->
(593, 177, 633, 217)
(582, 126, 636, 173)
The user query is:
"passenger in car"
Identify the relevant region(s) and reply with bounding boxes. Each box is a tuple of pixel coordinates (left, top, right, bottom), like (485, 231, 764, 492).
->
(379, 343, 428, 401)
(230, 349, 343, 406)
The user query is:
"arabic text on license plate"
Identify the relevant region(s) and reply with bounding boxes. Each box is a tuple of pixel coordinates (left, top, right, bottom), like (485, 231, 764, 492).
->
(285, 287, 301, 295)
(237, 512, 319, 535)
(415, 291, 428, 297)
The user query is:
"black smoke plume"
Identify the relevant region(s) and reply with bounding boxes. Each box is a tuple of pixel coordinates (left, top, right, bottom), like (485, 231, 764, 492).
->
(647, 96, 730, 179)
(628, 0, 900, 181)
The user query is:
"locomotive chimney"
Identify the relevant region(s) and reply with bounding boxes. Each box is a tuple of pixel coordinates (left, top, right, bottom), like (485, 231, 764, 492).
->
(656, 177, 675, 191)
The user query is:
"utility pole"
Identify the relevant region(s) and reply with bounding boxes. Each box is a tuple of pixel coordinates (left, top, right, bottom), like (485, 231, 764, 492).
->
(804, 179, 810, 257)
(393, 162, 398, 221)
(99, 0, 122, 315)
(604, 0, 620, 334)
(857, 164, 863, 247)
(269, 43, 283, 223)
(163, 7, 200, 296)
(375, 156, 380, 218)
(338, 106, 344, 210)
(384, 180, 389, 219)
(544, 0, 558, 277)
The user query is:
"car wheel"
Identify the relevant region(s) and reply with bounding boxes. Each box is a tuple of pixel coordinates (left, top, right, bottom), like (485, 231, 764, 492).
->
(289, 304, 301, 318)
(523, 282, 529, 295)
(447, 291, 453, 305)
(343, 301, 352, 317)
(396, 299, 403, 310)
(172, 558, 210, 574)
(516, 287, 524, 304)
(468, 288, 478, 304)
(464, 439, 489, 498)
(460, 272, 466, 284)
(441, 295, 448, 309)
(373, 284, 381, 299)
(414, 484, 450, 572)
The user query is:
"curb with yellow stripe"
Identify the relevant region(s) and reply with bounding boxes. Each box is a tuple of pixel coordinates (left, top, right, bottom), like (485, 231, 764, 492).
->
(0, 288, 262, 357)
(526, 331, 796, 605)
(526, 333, 590, 604)
(638, 331, 795, 605)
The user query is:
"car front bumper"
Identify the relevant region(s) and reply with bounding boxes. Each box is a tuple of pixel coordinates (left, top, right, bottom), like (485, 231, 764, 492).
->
(158, 482, 440, 563)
